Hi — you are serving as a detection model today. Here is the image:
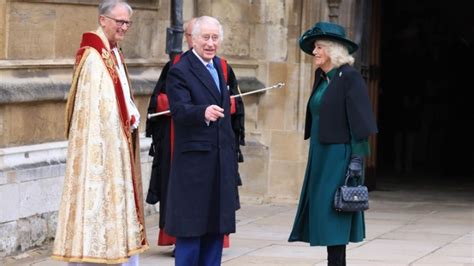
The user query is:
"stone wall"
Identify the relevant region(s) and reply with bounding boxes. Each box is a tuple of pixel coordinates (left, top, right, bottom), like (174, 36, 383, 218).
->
(0, 138, 156, 258)
(0, 0, 362, 259)
(0, 0, 316, 202)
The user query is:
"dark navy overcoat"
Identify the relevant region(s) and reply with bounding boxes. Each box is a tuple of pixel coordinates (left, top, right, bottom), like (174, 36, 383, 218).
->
(164, 50, 239, 237)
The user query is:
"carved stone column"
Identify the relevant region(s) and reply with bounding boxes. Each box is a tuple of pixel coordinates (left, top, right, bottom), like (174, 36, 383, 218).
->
(327, 0, 341, 23)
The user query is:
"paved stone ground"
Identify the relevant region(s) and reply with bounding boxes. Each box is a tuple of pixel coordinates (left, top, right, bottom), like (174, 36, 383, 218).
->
(2, 176, 473, 265)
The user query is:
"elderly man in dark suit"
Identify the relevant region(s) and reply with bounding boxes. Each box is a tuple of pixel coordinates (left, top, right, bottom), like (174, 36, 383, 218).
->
(165, 16, 239, 266)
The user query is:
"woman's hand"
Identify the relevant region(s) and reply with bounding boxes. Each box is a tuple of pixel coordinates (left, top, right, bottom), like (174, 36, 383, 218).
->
(347, 156, 363, 177)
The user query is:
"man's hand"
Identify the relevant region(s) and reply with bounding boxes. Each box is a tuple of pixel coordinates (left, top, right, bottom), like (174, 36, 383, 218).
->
(130, 115, 140, 132)
(205, 105, 225, 122)
(346, 156, 363, 177)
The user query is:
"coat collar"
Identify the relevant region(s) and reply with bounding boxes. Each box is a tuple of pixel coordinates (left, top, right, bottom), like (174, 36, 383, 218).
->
(312, 64, 348, 95)
(95, 27, 112, 51)
(186, 51, 223, 102)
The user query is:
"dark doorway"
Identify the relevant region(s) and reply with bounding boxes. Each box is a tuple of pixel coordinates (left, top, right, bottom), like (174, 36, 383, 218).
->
(377, 1, 474, 183)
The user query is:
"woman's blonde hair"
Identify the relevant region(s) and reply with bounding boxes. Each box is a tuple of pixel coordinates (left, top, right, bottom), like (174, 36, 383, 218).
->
(317, 39, 354, 67)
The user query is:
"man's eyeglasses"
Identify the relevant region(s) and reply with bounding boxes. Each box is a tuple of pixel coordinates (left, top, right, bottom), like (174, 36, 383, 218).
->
(200, 34, 219, 42)
(103, 15, 132, 27)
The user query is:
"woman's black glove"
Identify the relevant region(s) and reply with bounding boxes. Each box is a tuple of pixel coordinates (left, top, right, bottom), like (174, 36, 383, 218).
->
(347, 156, 363, 177)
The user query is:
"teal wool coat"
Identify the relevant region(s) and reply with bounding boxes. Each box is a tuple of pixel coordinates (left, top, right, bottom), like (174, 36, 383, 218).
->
(288, 66, 376, 246)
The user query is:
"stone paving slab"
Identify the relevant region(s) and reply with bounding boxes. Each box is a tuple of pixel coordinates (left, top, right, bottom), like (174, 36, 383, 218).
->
(348, 238, 441, 264)
(453, 232, 473, 244)
(378, 231, 461, 244)
(2, 183, 473, 266)
(413, 242, 473, 265)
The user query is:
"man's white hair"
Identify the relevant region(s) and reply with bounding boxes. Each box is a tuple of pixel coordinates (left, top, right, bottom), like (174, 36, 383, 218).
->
(192, 16, 224, 42)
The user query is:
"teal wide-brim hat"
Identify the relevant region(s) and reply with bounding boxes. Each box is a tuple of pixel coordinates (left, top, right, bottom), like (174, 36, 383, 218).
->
(299, 21, 358, 55)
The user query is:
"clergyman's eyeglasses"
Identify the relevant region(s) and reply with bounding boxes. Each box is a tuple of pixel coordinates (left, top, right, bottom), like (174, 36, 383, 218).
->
(103, 15, 133, 27)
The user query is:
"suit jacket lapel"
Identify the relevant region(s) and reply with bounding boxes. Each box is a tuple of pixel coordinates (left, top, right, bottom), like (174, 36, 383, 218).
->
(187, 52, 221, 102)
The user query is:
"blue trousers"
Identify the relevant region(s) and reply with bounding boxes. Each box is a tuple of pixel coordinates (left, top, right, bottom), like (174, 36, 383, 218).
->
(175, 234, 224, 266)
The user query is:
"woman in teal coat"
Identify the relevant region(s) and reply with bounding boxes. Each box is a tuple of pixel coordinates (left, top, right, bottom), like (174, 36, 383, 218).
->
(288, 22, 378, 266)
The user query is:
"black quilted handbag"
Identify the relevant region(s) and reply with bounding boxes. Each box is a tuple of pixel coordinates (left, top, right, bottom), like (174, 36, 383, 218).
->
(334, 174, 369, 212)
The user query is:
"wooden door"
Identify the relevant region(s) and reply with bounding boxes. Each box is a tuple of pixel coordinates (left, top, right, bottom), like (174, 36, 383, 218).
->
(352, 0, 381, 190)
